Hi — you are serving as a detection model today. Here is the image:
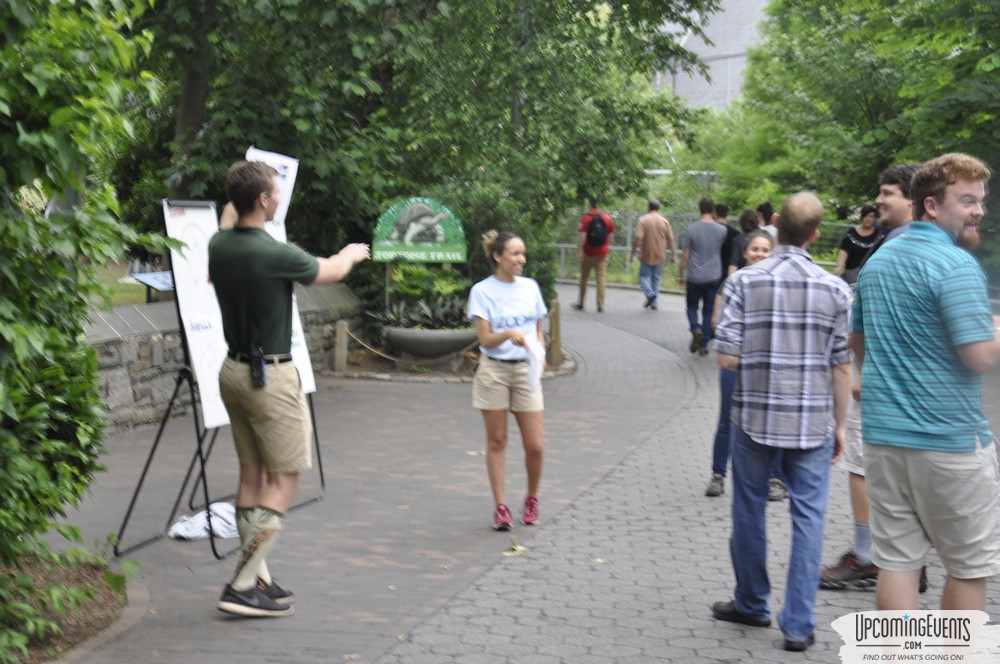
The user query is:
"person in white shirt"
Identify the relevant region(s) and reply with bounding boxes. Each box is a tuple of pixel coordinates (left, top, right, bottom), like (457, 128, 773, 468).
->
(468, 230, 548, 531)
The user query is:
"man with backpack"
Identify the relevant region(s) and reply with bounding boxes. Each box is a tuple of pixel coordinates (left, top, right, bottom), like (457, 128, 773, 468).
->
(571, 203, 615, 313)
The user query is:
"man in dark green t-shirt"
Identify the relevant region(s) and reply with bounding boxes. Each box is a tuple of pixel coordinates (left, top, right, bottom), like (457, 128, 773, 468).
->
(209, 160, 369, 618)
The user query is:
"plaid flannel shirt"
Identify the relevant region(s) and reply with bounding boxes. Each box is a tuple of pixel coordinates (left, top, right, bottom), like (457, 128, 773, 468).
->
(713, 246, 852, 449)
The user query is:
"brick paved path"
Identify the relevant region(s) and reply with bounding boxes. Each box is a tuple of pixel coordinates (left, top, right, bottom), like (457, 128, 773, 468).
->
(63, 284, 1000, 663)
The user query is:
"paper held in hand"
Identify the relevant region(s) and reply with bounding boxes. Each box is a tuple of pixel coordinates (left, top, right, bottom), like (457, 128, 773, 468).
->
(525, 335, 546, 392)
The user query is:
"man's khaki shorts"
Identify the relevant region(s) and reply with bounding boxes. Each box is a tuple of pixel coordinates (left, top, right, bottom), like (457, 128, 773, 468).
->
(472, 356, 543, 412)
(219, 358, 312, 473)
(865, 440, 1000, 579)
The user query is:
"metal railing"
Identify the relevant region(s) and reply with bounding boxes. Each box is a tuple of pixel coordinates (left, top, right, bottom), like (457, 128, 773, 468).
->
(554, 243, 678, 290)
(553, 243, 836, 288)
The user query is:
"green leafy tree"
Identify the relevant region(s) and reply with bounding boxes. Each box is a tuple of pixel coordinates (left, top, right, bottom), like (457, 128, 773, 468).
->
(115, 0, 444, 257)
(0, 2, 162, 659)
(839, 0, 1000, 275)
(114, 0, 720, 306)
(676, 0, 914, 221)
(378, 2, 711, 206)
(363, 1, 715, 302)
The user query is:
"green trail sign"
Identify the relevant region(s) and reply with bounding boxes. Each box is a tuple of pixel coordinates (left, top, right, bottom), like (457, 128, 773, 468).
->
(372, 197, 466, 263)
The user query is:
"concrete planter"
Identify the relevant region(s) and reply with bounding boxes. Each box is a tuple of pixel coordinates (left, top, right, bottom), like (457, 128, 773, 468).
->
(383, 326, 479, 359)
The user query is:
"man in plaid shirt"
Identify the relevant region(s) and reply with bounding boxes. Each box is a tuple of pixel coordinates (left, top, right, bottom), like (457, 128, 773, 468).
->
(709, 192, 853, 653)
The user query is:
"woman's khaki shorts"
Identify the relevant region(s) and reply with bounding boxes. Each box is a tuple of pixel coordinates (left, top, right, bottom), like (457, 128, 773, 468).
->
(472, 356, 543, 412)
(864, 440, 1000, 579)
(219, 358, 312, 473)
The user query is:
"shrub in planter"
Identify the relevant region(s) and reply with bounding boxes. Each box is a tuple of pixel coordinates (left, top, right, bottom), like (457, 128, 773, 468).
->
(369, 264, 473, 331)
(367, 265, 478, 358)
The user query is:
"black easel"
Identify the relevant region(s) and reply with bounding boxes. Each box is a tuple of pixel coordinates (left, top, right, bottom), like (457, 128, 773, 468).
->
(113, 363, 220, 557)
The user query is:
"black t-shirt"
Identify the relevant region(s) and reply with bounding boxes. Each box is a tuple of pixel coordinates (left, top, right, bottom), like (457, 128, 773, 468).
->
(719, 224, 739, 278)
(839, 227, 884, 270)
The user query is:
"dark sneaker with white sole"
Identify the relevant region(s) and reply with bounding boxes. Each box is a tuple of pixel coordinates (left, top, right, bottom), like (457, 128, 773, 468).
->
(705, 473, 724, 497)
(258, 577, 294, 605)
(218, 584, 294, 618)
(820, 550, 878, 590)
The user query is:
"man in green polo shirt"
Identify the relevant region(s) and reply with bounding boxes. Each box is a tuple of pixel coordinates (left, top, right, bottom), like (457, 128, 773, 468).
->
(209, 160, 369, 617)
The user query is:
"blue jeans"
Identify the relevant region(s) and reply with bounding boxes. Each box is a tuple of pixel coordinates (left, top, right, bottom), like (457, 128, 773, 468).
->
(686, 279, 720, 348)
(729, 425, 833, 642)
(638, 261, 664, 302)
(711, 372, 786, 480)
(711, 369, 737, 475)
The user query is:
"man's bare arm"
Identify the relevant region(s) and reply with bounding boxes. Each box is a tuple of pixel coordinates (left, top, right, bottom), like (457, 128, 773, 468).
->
(956, 338, 1000, 374)
(678, 249, 690, 283)
(312, 244, 370, 285)
(830, 362, 852, 464)
(848, 331, 865, 368)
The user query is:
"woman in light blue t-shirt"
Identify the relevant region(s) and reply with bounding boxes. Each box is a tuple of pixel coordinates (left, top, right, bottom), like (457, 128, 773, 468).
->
(468, 230, 547, 531)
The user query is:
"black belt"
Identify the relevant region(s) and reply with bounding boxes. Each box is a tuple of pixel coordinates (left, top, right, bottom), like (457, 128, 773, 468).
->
(487, 355, 527, 364)
(227, 351, 294, 365)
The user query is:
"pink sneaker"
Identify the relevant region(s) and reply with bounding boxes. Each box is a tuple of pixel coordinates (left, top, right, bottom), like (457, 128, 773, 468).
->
(520, 495, 539, 525)
(493, 504, 513, 531)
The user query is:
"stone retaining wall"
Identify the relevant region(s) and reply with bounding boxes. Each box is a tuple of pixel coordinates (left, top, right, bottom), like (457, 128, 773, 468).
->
(87, 283, 363, 432)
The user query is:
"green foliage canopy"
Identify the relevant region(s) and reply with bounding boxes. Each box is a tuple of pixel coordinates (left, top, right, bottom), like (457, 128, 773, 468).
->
(115, 0, 720, 305)
(0, 2, 163, 658)
(672, 0, 915, 218)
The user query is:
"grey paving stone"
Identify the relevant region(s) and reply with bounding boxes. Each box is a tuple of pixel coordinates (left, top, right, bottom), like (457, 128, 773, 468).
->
(62, 284, 1000, 664)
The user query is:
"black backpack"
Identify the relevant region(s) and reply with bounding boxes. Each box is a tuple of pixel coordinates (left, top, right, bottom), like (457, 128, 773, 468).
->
(585, 212, 609, 247)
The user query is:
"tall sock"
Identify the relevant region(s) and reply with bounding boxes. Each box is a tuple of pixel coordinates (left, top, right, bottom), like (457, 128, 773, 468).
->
(236, 506, 272, 584)
(853, 523, 872, 566)
(231, 506, 284, 591)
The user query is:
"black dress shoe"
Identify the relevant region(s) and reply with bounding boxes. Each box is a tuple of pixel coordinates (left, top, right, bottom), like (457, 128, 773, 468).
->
(711, 600, 771, 627)
(784, 633, 815, 652)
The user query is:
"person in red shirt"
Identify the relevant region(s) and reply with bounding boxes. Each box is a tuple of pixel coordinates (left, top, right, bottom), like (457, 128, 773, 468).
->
(571, 204, 615, 313)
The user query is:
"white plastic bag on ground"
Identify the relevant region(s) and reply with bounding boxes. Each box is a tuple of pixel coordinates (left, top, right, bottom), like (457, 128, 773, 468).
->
(167, 502, 238, 540)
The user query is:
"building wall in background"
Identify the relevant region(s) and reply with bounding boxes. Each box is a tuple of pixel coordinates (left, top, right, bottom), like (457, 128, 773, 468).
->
(655, 0, 769, 109)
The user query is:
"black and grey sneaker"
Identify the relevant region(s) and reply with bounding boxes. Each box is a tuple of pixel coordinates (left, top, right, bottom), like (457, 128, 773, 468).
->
(258, 577, 294, 605)
(218, 584, 294, 618)
(705, 473, 725, 497)
(768, 477, 788, 501)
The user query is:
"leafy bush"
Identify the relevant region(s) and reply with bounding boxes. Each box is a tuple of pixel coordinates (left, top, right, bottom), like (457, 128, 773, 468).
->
(368, 264, 471, 330)
(370, 296, 469, 330)
(390, 264, 471, 300)
(0, 2, 164, 660)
